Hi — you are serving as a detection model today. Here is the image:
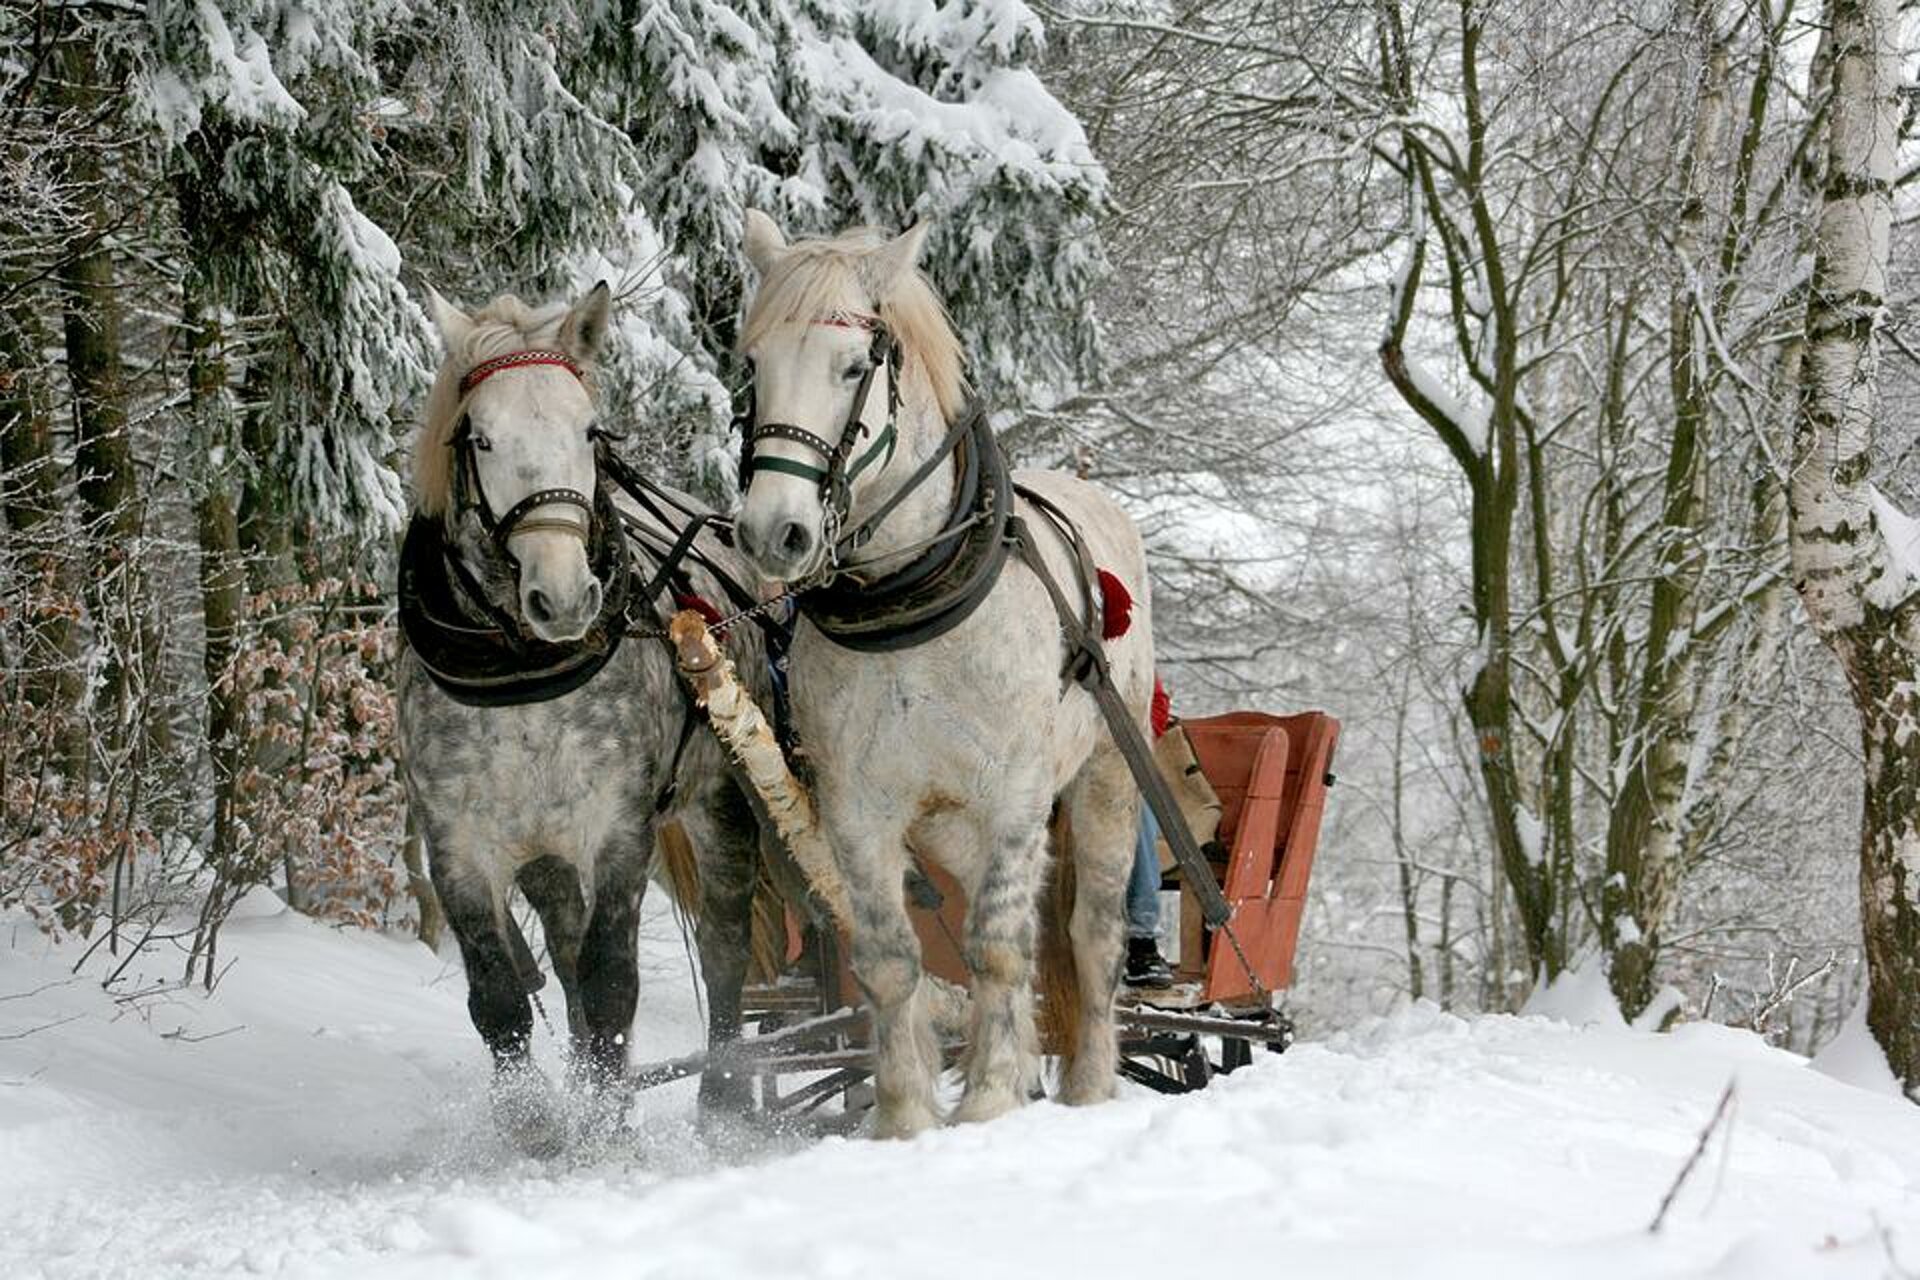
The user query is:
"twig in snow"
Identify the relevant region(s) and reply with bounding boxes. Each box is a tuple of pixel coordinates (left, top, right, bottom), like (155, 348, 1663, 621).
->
(159, 1023, 245, 1044)
(0, 1013, 82, 1040)
(1649, 1079, 1738, 1233)
(1745, 952, 1836, 1036)
(1870, 1211, 1918, 1279)
(0, 977, 83, 1003)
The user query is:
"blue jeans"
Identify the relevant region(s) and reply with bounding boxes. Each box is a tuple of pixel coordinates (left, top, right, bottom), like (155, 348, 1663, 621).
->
(1127, 802, 1162, 940)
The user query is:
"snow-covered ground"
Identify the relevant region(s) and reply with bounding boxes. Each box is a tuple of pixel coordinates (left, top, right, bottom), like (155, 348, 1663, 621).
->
(4, 896, 1917, 1280)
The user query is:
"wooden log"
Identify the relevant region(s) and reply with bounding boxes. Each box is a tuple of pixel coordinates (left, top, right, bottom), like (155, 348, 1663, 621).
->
(669, 610, 853, 930)
(668, 609, 969, 1037)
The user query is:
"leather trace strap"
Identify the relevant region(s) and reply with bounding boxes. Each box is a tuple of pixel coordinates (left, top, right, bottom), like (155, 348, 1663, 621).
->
(1003, 496, 1268, 1003)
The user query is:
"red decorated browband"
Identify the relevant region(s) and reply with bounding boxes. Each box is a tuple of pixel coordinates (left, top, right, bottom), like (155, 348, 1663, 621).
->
(459, 349, 583, 395)
(816, 310, 882, 331)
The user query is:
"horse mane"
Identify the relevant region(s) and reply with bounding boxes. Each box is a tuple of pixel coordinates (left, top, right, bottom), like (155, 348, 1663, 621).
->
(740, 228, 968, 424)
(412, 295, 593, 518)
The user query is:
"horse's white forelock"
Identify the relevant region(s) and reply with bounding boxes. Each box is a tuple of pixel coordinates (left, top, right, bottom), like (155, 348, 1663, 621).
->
(740, 228, 968, 425)
(412, 295, 594, 518)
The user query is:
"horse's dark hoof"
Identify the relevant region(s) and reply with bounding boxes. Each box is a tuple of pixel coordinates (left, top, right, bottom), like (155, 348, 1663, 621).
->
(697, 1067, 755, 1118)
(492, 1066, 566, 1158)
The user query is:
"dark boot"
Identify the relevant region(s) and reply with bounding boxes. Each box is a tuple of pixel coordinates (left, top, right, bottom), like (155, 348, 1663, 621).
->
(1124, 935, 1174, 989)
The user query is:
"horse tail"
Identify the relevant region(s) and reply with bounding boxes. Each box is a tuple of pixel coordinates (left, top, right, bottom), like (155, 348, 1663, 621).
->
(654, 818, 702, 922)
(1036, 804, 1082, 1073)
(746, 875, 789, 984)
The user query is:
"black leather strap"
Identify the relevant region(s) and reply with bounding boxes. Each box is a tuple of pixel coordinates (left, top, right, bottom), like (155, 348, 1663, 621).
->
(1004, 507, 1232, 931)
(398, 480, 633, 708)
(796, 406, 1012, 652)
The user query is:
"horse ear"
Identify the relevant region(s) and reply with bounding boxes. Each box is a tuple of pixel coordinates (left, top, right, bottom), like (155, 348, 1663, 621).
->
(558, 281, 613, 363)
(743, 209, 788, 276)
(424, 285, 473, 350)
(861, 220, 930, 303)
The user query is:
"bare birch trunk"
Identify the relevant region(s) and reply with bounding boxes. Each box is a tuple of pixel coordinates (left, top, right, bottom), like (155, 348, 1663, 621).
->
(667, 611, 853, 930)
(1789, 0, 1920, 1098)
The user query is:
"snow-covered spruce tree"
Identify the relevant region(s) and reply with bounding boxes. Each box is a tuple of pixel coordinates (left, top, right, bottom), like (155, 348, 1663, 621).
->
(111, 1, 434, 956)
(132, 0, 429, 542)
(604, 0, 1105, 488)
(352, 2, 1102, 494)
(1789, 0, 1920, 1098)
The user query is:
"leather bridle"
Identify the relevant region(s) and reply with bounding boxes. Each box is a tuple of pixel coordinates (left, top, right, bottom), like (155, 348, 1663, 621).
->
(449, 349, 618, 563)
(737, 311, 901, 555)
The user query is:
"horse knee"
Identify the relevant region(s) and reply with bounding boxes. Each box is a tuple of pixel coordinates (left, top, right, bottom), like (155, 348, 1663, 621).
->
(854, 950, 921, 1010)
(967, 938, 1028, 989)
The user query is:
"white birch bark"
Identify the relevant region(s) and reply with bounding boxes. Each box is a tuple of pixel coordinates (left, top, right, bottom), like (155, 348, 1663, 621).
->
(1789, 0, 1920, 1097)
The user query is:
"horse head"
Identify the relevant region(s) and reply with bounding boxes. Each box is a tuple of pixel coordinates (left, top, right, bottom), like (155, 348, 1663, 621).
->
(733, 211, 964, 586)
(418, 283, 615, 643)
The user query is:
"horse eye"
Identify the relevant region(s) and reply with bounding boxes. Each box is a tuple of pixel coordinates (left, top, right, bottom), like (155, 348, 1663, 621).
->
(842, 362, 870, 382)
(471, 434, 493, 452)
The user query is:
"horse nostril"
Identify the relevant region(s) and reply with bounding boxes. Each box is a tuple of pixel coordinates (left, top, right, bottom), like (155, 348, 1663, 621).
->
(527, 588, 555, 625)
(779, 522, 811, 556)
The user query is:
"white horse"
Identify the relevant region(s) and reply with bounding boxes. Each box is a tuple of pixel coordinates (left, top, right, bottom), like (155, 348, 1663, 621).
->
(730, 213, 1154, 1137)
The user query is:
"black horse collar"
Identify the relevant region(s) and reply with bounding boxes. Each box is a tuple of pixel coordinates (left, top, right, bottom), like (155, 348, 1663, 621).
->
(398, 481, 633, 708)
(796, 405, 1012, 652)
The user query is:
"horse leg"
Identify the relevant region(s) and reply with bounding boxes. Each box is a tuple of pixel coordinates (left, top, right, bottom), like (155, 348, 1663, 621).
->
(1057, 747, 1136, 1105)
(686, 781, 761, 1118)
(836, 822, 940, 1138)
(575, 828, 649, 1093)
(952, 813, 1047, 1124)
(516, 855, 588, 1053)
(434, 859, 564, 1155)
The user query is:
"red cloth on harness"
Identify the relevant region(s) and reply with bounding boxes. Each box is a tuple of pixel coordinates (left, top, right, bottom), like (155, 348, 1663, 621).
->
(674, 592, 724, 630)
(1097, 568, 1132, 640)
(1151, 677, 1171, 739)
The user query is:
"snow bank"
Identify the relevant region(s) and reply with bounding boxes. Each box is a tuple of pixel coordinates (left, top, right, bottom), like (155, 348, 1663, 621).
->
(4, 914, 1918, 1279)
(1812, 996, 1907, 1100)
(1520, 955, 1628, 1029)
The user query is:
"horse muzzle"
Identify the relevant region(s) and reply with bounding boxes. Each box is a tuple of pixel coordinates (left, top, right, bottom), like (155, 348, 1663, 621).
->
(736, 509, 823, 585)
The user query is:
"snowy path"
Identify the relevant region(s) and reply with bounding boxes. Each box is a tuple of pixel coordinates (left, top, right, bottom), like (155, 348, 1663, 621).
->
(4, 899, 1917, 1280)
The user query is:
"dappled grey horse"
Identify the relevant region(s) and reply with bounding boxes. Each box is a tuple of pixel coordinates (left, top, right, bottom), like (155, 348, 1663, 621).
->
(397, 283, 768, 1152)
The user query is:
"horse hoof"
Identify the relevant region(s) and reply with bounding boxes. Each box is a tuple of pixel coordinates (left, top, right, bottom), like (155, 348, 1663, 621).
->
(1057, 1076, 1117, 1107)
(492, 1067, 566, 1158)
(869, 1103, 939, 1140)
(950, 1089, 1022, 1126)
(697, 1067, 755, 1116)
